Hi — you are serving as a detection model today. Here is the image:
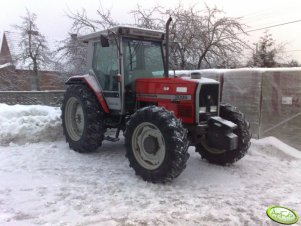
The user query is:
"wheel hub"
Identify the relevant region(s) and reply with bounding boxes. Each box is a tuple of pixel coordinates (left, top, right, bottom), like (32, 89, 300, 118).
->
(143, 136, 159, 154)
(75, 114, 81, 124)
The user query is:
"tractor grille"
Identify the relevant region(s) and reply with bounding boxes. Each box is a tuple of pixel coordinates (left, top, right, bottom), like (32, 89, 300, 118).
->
(198, 84, 219, 123)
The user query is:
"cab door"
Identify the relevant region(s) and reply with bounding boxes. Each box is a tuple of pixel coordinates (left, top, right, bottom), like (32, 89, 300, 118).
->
(91, 40, 121, 111)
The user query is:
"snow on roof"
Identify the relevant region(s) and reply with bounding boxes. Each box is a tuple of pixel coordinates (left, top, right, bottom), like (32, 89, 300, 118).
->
(80, 25, 164, 42)
(173, 68, 301, 79)
(0, 62, 12, 69)
(3, 31, 58, 71)
(199, 67, 301, 73)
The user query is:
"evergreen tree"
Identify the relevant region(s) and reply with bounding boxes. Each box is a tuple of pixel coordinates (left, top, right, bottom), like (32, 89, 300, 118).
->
(250, 32, 278, 67)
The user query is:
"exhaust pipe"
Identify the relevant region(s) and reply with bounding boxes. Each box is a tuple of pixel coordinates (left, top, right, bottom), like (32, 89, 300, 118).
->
(164, 17, 172, 78)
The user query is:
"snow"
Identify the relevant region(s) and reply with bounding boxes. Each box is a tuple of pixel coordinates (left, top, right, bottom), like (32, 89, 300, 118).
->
(0, 104, 300, 226)
(0, 104, 62, 145)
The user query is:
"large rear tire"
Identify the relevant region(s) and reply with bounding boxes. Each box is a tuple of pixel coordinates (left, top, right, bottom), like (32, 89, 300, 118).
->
(61, 84, 106, 153)
(125, 106, 189, 183)
(196, 103, 251, 165)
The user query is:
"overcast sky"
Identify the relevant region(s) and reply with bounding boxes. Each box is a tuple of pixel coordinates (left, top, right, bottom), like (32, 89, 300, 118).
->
(1, 0, 301, 61)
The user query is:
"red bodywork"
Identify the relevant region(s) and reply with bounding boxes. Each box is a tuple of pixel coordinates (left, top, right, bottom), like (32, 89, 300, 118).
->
(67, 75, 199, 124)
(136, 78, 198, 124)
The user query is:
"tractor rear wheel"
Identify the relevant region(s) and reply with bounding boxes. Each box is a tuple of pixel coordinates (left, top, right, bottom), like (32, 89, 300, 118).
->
(61, 84, 106, 153)
(125, 106, 189, 183)
(195, 103, 251, 165)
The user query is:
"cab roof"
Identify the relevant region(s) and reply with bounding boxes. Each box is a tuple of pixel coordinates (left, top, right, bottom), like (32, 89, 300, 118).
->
(80, 26, 165, 43)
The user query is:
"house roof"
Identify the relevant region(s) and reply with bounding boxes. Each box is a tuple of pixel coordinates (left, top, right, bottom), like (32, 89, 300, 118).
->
(0, 31, 58, 71)
(4, 32, 29, 69)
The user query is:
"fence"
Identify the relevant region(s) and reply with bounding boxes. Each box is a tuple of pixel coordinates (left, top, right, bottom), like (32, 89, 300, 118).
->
(0, 90, 65, 107)
(200, 68, 301, 151)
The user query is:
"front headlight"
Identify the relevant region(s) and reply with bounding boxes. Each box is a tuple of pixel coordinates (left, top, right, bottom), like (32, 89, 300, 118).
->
(199, 106, 217, 113)
(199, 107, 206, 113)
(210, 106, 217, 112)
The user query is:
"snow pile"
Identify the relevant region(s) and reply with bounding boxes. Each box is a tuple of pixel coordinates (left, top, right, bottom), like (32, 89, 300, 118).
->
(0, 104, 63, 145)
(251, 136, 301, 160)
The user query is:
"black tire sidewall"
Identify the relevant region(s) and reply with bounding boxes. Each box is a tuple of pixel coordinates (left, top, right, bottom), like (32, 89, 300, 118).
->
(62, 84, 105, 153)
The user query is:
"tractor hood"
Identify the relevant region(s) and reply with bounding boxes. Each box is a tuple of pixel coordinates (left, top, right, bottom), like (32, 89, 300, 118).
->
(136, 76, 220, 124)
(136, 76, 219, 95)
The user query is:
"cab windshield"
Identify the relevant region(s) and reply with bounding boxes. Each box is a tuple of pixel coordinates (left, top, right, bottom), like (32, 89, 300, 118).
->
(123, 38, 164, 86)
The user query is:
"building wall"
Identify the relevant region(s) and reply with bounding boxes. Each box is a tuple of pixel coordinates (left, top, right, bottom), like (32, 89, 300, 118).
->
(0, 67, 65, 91)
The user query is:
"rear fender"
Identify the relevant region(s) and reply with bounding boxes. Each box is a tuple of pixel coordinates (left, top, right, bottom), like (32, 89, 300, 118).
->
(66, 75, 110, 113)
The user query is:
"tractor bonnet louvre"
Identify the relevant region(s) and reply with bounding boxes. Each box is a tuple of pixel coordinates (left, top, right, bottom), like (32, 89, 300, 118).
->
(177, 104, 193, 118)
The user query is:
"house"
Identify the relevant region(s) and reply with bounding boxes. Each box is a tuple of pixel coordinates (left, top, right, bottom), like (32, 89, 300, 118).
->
(0, 31, 65, 91)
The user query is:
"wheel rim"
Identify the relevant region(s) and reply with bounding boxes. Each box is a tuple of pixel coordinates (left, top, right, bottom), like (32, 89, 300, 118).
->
(200, 136, 227, 154)
(65, 97, 85, 141)
(132, 122, 166, 170)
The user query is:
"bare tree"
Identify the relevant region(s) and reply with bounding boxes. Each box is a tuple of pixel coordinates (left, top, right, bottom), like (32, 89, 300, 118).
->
(55, 3, 118, 77)
(65, 3, 248, 70)
(166, 4, 204, 69)
(131, 5, 165, 30)
(55, 34, 87, 76)
(131, 4, 200, 69)
(66, 3, 118, 35)
(131, 4, 248, 69)
(193, 6, 247, 69)
(14, 9, 51, 90)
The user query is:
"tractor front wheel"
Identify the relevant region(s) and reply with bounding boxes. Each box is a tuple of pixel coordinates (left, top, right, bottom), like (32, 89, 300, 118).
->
(195, 103, 251, 165)
(125, 106, 189, 183)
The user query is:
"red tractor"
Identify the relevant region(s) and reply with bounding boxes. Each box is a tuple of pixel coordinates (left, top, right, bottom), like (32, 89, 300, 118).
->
(61, 18, 251, 183)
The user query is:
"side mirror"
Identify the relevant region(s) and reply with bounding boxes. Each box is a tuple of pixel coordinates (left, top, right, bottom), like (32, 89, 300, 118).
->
(100, 35, 110, 47)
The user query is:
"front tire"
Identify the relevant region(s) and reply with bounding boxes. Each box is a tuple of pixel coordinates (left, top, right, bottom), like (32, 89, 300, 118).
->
(196, 103, 251, 165)
(125, 106, 189, 183)
(61, 84, 106, 153)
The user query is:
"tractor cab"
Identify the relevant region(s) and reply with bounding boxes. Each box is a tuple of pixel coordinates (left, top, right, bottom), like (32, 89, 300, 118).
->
(81, 26, 166, 113)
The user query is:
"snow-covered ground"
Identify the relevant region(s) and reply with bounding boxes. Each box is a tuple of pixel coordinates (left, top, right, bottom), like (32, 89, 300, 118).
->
(0, 104, 300, 226)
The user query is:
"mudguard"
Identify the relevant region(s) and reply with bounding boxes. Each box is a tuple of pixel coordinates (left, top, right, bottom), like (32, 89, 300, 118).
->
(65, 75, 110, 113)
